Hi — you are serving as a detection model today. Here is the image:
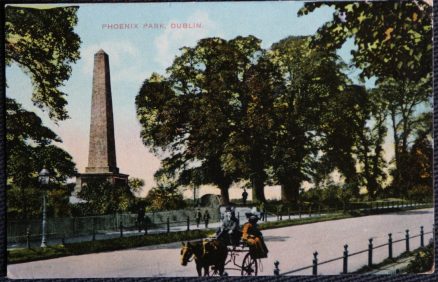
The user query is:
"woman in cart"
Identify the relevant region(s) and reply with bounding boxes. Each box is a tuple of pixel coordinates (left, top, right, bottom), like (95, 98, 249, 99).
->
(241, 212, 268, 258)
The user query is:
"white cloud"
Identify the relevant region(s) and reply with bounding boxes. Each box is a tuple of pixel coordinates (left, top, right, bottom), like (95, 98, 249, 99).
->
(154, 10, 223, 68)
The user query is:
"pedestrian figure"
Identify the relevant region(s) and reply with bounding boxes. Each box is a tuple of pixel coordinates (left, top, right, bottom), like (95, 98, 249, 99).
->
(203, 210, 210, 228)
(137, 206, 145, 232)
(242, 188, 248, 205)
(195, 208, 202, 228)
(259, 201, 265, 221)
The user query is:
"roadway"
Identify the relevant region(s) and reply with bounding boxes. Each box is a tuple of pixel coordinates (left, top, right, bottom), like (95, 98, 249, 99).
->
(8, 208, 433, 278)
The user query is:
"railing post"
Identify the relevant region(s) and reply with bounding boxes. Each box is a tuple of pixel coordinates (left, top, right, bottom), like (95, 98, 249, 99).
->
(312, 251, 318, 275)
(368, 238, 373, 267)
(167, 217, 170, 233)
(120, 222, 123, 238)
(343, 244, 349, 274)
(420, 226, 424, 247)
(274, 260, 280, 276)
(405, 229, 410, 252)
(388, 233, 393, 259)
(187, 216, 190, 231)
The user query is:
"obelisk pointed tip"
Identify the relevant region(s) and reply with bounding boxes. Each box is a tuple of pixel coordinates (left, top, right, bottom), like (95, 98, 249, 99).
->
(96, 49, 107, 55)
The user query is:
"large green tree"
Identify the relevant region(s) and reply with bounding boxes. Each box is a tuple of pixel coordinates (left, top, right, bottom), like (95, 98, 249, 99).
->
(5, 5, 81, 121)
(137, 36, 277, 204)
(6, 98, 77, 219)
(268, 36, 354, 203)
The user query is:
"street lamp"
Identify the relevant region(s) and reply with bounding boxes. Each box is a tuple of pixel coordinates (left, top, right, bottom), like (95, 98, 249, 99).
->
(38, 168, 50, 248)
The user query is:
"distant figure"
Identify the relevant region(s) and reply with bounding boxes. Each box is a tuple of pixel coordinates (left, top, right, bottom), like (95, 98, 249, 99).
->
(195, 208, 202, 228)
(137, 206, 145, 232)
(259, 202, 265, 221)
(242, 189, 248, 205)
(203, 210, 211, 228)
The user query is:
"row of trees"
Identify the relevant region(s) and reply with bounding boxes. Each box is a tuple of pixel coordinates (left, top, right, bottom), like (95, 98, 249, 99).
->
(136, 1, 432, 205)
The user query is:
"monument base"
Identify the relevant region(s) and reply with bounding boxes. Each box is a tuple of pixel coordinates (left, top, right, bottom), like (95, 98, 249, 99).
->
(74, 172, 129, 193)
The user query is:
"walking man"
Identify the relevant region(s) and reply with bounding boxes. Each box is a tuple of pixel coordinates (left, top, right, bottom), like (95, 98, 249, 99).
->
(242, 188, 248, 205)
(195, 208, 202, 228)
(203, 210, 210, 228)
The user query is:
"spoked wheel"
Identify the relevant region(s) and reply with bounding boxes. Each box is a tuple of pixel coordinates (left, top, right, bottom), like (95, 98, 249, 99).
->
(241, 253, 258, 276)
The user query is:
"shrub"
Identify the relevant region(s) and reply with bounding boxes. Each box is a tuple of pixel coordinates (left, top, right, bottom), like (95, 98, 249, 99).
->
(405, 243, 434, 273)
(407, 185, 433, 203)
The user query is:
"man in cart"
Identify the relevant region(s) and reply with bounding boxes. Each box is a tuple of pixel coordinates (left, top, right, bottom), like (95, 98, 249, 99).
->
(216, 206, 240, 247)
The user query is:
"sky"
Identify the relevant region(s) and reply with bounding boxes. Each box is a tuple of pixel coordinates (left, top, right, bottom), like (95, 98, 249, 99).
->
(6, 2, 385, 199)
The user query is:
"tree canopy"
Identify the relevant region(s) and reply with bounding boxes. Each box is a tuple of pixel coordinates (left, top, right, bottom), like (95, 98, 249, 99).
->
(298, 1, 432, 83)
(5, 6, 81, 121)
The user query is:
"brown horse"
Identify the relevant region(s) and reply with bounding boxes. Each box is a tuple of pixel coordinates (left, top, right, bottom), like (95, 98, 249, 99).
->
(180, 239, 228, 276)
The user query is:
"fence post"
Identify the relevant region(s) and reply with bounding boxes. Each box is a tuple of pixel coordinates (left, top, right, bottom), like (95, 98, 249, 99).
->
(405, 229, 410, 252)
(299, 206, 302, 219)
(343, 244, 349, 274)
(309, 206, 312, 217)
(318, 205, 321, 215)
(26, 228, 30, 249)
(420, 226, 424, 247)
(92, 218, 96, 241)
(187, 216, 190, 231)
(144, 220, 148, 235)
(62, 233, 66, 245)
(388, 233, 393, 259)
(167, 217, 170, 233)
(120, 222, 123, 238)
(368, 238, 373, 267)
(274, 260, 280, 276)
(288, 208, 290, 220)
(312, 251, 318, 275)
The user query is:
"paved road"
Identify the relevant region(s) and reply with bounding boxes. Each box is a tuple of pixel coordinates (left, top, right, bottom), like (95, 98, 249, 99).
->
(8, 208, 433, 278)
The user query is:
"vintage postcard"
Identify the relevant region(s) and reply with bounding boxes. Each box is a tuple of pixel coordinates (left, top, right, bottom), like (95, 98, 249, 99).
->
(4, 0, 434, 278)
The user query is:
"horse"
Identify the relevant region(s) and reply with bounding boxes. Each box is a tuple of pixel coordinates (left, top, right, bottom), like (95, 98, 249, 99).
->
(180, 239, 228, 276)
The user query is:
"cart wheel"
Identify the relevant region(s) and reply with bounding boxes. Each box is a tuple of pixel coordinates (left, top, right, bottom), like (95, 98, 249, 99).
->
(241, 253, 258, 276)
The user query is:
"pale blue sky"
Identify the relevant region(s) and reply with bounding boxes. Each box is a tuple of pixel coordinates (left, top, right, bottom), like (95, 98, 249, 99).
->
(7, 2, 367, 196)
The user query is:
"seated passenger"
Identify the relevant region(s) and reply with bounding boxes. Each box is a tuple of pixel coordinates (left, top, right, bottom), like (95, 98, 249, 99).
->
(216, 206, 240, 246)
(241, 213, 268, 258)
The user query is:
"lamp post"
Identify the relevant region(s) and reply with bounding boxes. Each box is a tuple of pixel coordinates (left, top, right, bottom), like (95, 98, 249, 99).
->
(39, 168, 50, 248)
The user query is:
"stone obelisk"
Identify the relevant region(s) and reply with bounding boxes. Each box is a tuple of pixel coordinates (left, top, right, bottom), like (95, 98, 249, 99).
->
(75, 50, 128, 190)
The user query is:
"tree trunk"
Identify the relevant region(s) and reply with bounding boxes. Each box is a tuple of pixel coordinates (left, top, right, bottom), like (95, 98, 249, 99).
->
(251, 175, 266, 204)
(281, 184, 299, 204)
(219, 185, 230, 205)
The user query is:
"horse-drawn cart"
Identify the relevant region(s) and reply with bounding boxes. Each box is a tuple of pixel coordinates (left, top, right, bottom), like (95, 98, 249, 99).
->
(211, 243, 259, 276)
(181, 239, 262, 276)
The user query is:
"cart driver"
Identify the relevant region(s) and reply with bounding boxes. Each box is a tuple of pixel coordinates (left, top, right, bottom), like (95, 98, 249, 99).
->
(216, 206, 240, 246)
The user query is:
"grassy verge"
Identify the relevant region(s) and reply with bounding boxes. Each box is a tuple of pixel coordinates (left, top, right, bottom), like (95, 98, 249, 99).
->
(354, 243, 433, 274)
(8, 229, 211, 264)
(8, 204, 432, 264)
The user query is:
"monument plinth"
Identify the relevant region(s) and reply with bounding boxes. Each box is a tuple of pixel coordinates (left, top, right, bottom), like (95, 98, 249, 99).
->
(76, 50, 128, 189)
